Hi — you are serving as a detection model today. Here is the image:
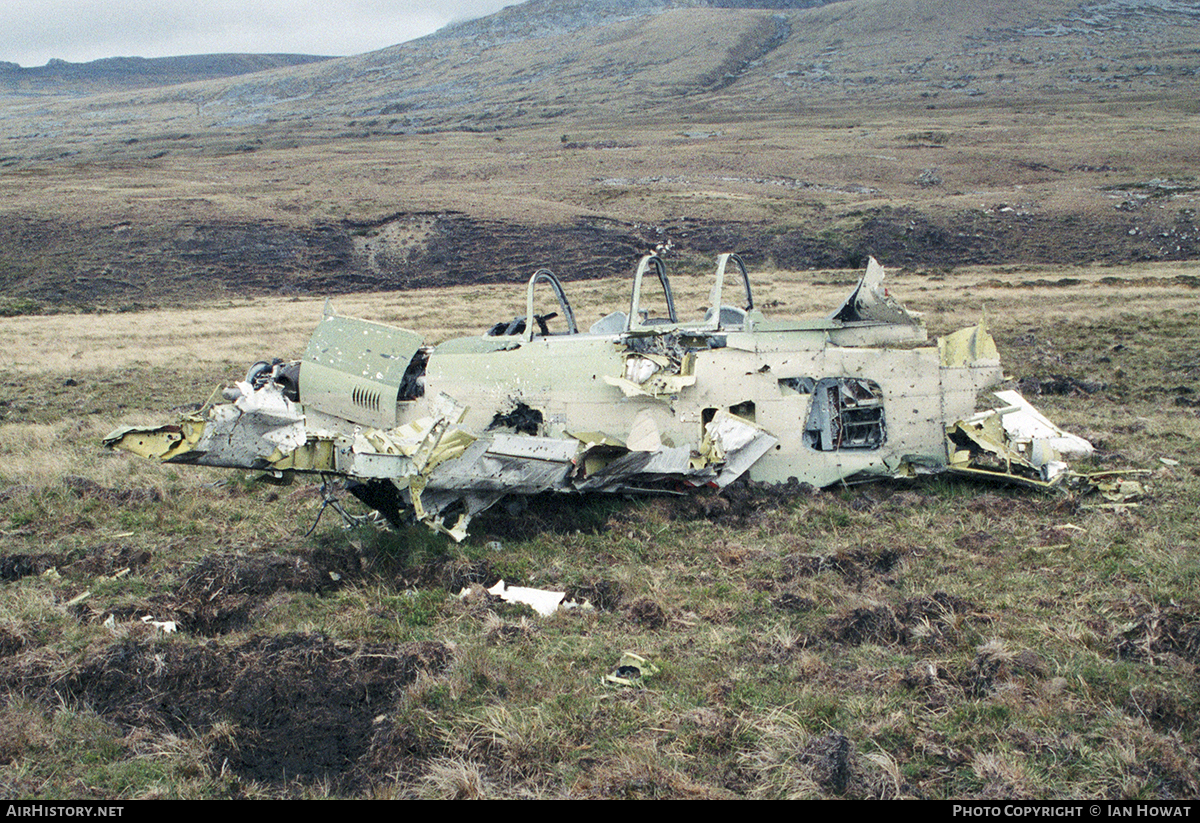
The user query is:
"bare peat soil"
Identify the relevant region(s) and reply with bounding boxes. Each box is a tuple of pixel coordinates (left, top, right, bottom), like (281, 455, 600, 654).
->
(3, 206, 1197, 309)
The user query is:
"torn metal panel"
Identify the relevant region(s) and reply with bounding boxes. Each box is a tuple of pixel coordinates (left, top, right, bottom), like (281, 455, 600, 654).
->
(989, 390, 1094, 460)
(829, 256, 925, 328)
(300, 311, 424, 430)
(939, 314, 1000, 369)
(701, 410, 779, 488)
(425, 434, 578, 494)
(105, 380, 308, 471)
(1086, 471, 1148, 503)
(946, 390, 1097, 488)
(604, 652, 660, 686)
(103, 418, 205, 461)
(106, 252, 1100, 540)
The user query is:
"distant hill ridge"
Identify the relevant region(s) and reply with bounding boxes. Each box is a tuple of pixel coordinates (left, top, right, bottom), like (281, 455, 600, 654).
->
(0, 53, 333, 95)
(203, 0, 1199, 129)
(9, 0, 1199, 108)
(3, 0, 1197, 137)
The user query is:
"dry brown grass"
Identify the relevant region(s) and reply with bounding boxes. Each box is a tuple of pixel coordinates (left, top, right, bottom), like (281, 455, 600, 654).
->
(3, 260, 1195, 380)
(4, 106, 1197, 232)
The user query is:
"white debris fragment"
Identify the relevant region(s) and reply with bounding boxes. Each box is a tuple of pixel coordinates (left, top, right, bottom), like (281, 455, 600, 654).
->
(486, 580, 566, 617)
(993, 390, 1095, 460)
(140, 615, 178, 633)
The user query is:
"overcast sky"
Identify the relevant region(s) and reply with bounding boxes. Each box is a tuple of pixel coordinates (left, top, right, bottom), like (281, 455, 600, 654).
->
(3, 0, 520, 67)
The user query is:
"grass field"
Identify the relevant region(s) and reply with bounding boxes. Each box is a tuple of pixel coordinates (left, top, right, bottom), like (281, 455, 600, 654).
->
(2, 0, 1199, 799)
(1, 260, 1197, 798)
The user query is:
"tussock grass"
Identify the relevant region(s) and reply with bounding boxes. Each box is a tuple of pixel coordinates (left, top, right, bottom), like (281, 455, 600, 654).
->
(420, 756, 492, 800)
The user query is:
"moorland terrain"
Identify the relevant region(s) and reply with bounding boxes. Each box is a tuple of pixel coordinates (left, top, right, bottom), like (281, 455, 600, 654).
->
(1, 0, 1198, 309)
(0, 0, 1199, 800)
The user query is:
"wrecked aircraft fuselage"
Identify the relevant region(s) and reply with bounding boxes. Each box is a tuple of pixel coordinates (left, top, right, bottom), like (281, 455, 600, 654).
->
(105, 254, 1094, 539)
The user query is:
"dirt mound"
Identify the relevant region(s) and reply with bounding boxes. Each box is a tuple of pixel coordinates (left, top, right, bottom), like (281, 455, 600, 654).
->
(670, 477, 817, 527)
(472, 494, 619, 540)
(575, 762, 731, 800)
(68, 543, 152, 576)
(625, 597, 668, 629)
(0, 553, 59, 582)
(169, 550, 360, 634)
(0, 628, 26, 658)
(1114, 602, 1200, 665)
(780, 546, 901, 585)
(62, 475, 163, 505)
(1017, 375, 1106, 396)
(902, 643, 1046, 708)
(799, 732, 857, 795)
(567, 579, 623, 611)
(772, 592, 817, 613)
(2, 542, 157, 587)
(395, 557, 494, 592)
(825, 591, 982, 649)
(954, 530, 997, 550)
(825, 604, 904, 646)
(81, 549, 364, 635)
(1125, 687, 1191, 735)
(57, 633, 451, 787)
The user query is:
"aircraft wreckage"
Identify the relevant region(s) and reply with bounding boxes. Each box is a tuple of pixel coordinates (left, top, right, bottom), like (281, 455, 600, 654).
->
(106, 253, 1102, 540)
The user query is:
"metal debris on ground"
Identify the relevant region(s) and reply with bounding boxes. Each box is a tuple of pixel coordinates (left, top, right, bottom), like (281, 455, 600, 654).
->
(475, 580, 593, 616)
(106, 252, 1110, 539)
(604, 652, 660, 687)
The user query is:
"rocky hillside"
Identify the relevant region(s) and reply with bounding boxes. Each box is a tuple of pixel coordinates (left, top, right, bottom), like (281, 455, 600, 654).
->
(435, 0, 836, 44)
(99, 0, 1200, 130)
(10, 0, 1198, 145)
